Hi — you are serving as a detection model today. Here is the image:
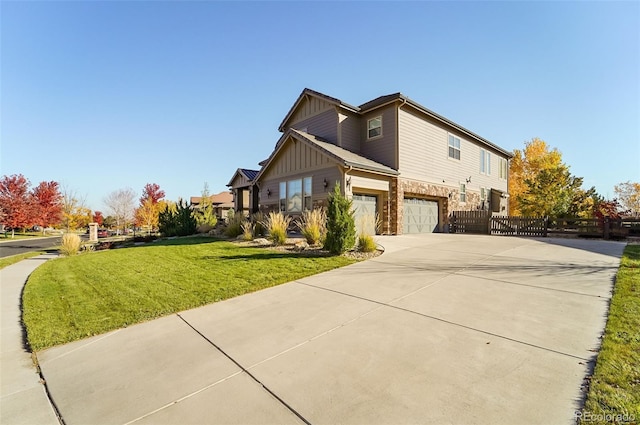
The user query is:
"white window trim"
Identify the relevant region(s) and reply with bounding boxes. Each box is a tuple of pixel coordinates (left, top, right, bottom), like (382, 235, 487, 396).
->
(448, 134, 461, 161)
(480, 149, 492, 175)
(499, 158, 508, 180)
(367, 116, 383, 140)
(459, 183, 466, 203)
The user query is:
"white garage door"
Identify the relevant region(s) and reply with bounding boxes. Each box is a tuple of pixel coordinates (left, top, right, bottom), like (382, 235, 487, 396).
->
(352, 194, 378, 235)
(403, 198, 439, 234)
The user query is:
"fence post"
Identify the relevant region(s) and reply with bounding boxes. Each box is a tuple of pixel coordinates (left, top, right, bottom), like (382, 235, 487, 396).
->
(604, 217, 610, 240)
(544, 217, 548, 237)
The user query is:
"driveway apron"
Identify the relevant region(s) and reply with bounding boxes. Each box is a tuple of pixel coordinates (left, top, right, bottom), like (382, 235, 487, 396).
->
(36, 234, 625, 425)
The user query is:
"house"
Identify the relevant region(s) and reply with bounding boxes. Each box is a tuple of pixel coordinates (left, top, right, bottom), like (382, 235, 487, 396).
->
(248, 88, 513, 235)
(227, 168, 260, 215)
(190, 191, 234, 219)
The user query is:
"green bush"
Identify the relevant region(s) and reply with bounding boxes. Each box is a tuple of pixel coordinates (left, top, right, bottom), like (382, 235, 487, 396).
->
(324, 183, 356, 254)
(357, 234, 377, 252)
(60, 233, 81, 256)
(263, 211, 290, 246)
(158, 199, 197, 237)
(295, 209, 327, 245)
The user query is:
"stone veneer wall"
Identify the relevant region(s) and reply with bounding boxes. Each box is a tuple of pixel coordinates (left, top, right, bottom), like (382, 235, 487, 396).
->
(389, 178, 484, 234)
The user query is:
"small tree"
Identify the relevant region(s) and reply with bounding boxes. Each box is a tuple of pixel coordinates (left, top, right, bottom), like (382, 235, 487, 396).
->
(195, 183, 218, 232)
(323, 183, 356, 254)
(0, 174, 34, 237)
(158, 199, 196, 237)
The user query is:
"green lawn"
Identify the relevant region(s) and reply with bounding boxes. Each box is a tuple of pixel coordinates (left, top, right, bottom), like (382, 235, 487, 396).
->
(580, 244, 639, 424)
(23, 237, 357, 351)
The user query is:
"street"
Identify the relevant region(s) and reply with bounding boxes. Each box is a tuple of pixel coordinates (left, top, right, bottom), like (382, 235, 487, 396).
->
(0, 236, 61, 258)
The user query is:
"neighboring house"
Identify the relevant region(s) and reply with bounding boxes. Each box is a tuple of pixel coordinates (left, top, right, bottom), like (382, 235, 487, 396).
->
(227, 168, 260, 215)
(249, 88, 513, 235)
(190, 191, 234, 219)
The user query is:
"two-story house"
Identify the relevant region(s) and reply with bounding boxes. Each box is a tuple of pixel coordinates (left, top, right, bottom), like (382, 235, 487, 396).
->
(244, 88, 512, 235)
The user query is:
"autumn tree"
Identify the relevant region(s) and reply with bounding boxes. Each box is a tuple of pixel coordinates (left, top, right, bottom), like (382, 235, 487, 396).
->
(0, 174, 34, 237)
(614, 181, 640, 217)
(194, 182, 217, 232)
(61, 186, 92, 231)
(509, 138, 595, 217)
(92, 211, 104, 226)
(135, 183, 165, 234)
(31, 181, 63, 233)
(104, 188, 136, 235)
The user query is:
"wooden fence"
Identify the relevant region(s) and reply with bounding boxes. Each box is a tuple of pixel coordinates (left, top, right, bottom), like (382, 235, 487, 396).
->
(450, 212, 640, 239)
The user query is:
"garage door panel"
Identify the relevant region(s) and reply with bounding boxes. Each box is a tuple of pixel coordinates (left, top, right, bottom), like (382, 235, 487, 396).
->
(352, 194, 378, 235)
(403, 198, 438, 234)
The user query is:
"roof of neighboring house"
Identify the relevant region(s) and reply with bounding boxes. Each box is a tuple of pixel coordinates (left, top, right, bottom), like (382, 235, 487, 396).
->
(190, 191, 233, 206)
(279, 88, 513, 158)
(255, 129, 399, 182)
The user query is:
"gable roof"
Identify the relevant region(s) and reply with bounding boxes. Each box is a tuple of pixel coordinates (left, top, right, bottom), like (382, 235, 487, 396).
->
(255, 129, 398, 183)
(278, 88, 360, 132)
(226, 168, 260, 187)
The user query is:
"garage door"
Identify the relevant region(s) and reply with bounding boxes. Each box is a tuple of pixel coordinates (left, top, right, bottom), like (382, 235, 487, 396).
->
(403, 198, 439, 234)
(352, 194, 378, 235)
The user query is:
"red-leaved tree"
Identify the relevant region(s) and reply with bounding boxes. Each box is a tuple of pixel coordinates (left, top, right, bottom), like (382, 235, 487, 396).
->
(93, 211, 104, 226)
(140, 183, 165, 205)
(0, 174, 34, 237)
(31, 181, 63, 233)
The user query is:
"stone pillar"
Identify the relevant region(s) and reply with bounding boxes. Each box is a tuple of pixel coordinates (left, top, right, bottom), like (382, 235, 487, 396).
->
(389, 177, 402, 235)
(89, 222, 98, 242)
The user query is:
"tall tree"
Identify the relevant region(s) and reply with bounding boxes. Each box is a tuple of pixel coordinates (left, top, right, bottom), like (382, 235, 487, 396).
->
(92, 211, 104, 226)
(140, 183, 165, 205)
(61, 185, 91, 231)
(0, 174, 34, 237)
(31, 181, 63, 233)
(104, 188, 136, 234)
(614, 181, 640, 217)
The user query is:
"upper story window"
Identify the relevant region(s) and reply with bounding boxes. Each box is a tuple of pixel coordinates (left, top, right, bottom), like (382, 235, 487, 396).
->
(367, 116, 382, 139)
(448, 134, 461, 160)
(480, 149, 491, 175)
(499, 158, 508, 180)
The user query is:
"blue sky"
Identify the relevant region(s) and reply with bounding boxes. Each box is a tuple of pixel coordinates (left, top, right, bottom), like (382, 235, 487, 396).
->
(2, 1, 638, 212)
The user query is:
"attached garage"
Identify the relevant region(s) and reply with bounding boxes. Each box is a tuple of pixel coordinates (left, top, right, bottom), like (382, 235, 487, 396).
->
(352, 194, 378, 235)
(403, 198, 439, 234)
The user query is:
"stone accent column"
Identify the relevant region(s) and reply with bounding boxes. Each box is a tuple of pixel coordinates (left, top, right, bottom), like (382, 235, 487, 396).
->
(389, 177, 402, 235)
(89, 222, 98, 242)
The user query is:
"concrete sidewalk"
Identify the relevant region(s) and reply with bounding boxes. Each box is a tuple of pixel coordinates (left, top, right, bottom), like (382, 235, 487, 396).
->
(31, 235, 627, 424)
(1, 254, 60, 425)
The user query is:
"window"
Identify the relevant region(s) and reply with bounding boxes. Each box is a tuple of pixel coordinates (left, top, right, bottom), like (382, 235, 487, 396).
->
(499, 158, 508, 180)
(480, 149, 491, 175)
(448, 134, 461, 160)
(480, 187, 487, 201)
(367, 116, 382, 139)
(279, 182, 286, 212)
(303, 177, 312, 210)
(460, 183, 466, 203)
(279, 177, 313, 213)
(287, 179, 302, 212)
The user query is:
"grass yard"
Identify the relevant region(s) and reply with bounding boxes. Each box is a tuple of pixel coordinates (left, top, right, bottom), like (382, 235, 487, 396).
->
(23, 237, 357, 351)
(580, 244, 639, 424)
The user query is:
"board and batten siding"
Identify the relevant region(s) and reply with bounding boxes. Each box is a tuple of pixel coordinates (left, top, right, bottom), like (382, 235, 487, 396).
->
(397, 108, 507, 193)
(360, 106, 397, 169)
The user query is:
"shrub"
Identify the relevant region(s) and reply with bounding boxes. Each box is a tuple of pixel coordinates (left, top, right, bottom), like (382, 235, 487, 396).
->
(295, 209, 327, 245)
(251, 212, 266, 237)
(262, 211, 290, 246)
(324, 183, 356, 254)
(357, 234, 377, 252)
(158, 200, 197, 237)
(241, 220, 254, 241)
(224, 209, 244, 238)
(60, 233, 81, 256)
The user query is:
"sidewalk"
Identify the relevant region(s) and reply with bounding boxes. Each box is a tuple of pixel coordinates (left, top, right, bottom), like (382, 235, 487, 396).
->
(0, 254, 61, 425)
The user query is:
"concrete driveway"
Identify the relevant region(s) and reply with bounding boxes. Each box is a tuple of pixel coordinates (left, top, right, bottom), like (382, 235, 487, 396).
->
(37, 234, 625, 425)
